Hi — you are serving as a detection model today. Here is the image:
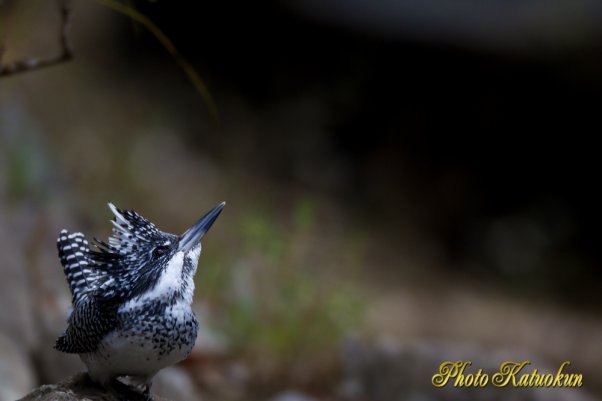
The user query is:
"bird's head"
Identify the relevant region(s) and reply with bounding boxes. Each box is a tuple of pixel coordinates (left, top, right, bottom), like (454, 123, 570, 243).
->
(92, 202, 225, 302)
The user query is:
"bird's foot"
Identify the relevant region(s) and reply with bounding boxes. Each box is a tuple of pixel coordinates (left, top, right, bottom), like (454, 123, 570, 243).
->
(143, 384, 152, 401)
(107, 378, 150, 401)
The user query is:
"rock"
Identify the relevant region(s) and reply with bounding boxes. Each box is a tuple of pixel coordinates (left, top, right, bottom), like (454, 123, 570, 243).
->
(153, 367, 200, 401)
(270, 390, 319, 401)
(0, 334, 36, 401)
(18, 373, 172, 401)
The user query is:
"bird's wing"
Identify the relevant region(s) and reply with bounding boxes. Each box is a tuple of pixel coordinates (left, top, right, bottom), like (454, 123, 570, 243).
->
(57, 229, 109, 306)
(55, 293, 119, 354)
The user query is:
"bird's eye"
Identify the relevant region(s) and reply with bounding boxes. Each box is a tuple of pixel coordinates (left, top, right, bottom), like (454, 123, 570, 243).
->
(152, 246, 169, 259)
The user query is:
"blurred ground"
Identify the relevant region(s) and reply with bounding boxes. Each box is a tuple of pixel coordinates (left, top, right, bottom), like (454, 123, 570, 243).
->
(1, 1, 601, 401)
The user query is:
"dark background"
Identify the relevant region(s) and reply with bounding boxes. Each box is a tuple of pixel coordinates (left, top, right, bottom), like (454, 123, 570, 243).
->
(132, 0, 602, 302)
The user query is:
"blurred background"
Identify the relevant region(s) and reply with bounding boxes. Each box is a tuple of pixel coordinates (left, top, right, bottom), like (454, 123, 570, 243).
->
(1, 1, 601, 400)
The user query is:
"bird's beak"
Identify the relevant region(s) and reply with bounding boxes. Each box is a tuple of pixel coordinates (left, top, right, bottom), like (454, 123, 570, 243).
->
(178, 202, 225, 252)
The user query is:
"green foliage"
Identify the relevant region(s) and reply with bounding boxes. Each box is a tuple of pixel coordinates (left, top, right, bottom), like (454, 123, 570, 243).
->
(5, 141, 35, 200)
(198, 199, 365, 373)
(1, 117, 51, 203)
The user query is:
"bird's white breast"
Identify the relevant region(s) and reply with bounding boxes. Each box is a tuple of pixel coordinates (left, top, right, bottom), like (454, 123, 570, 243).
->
(82, 300, 197, 383)
(119, 250, 189, 312)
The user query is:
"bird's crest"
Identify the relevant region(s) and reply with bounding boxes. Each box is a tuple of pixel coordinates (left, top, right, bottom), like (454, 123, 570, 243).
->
(104, 203, 163, 253)
(91, 203, 175, 277)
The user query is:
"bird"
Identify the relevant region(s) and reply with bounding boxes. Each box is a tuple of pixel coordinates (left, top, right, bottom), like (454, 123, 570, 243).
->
(54, 201, 225, 400)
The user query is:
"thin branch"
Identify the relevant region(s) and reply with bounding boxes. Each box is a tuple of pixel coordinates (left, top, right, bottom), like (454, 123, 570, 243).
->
(0, 0, 73, 78)
(94, 0, 219, 123)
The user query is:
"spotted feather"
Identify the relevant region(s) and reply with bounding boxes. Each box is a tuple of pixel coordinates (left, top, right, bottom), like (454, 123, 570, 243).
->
(57, 230, 101, 305)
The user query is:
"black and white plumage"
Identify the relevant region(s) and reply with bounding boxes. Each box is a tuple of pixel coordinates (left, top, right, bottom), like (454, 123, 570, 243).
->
(55, 202, 225, 399)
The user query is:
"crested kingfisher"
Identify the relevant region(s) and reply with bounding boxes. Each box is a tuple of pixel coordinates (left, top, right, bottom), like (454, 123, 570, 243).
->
(55, 201, 225, 399)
